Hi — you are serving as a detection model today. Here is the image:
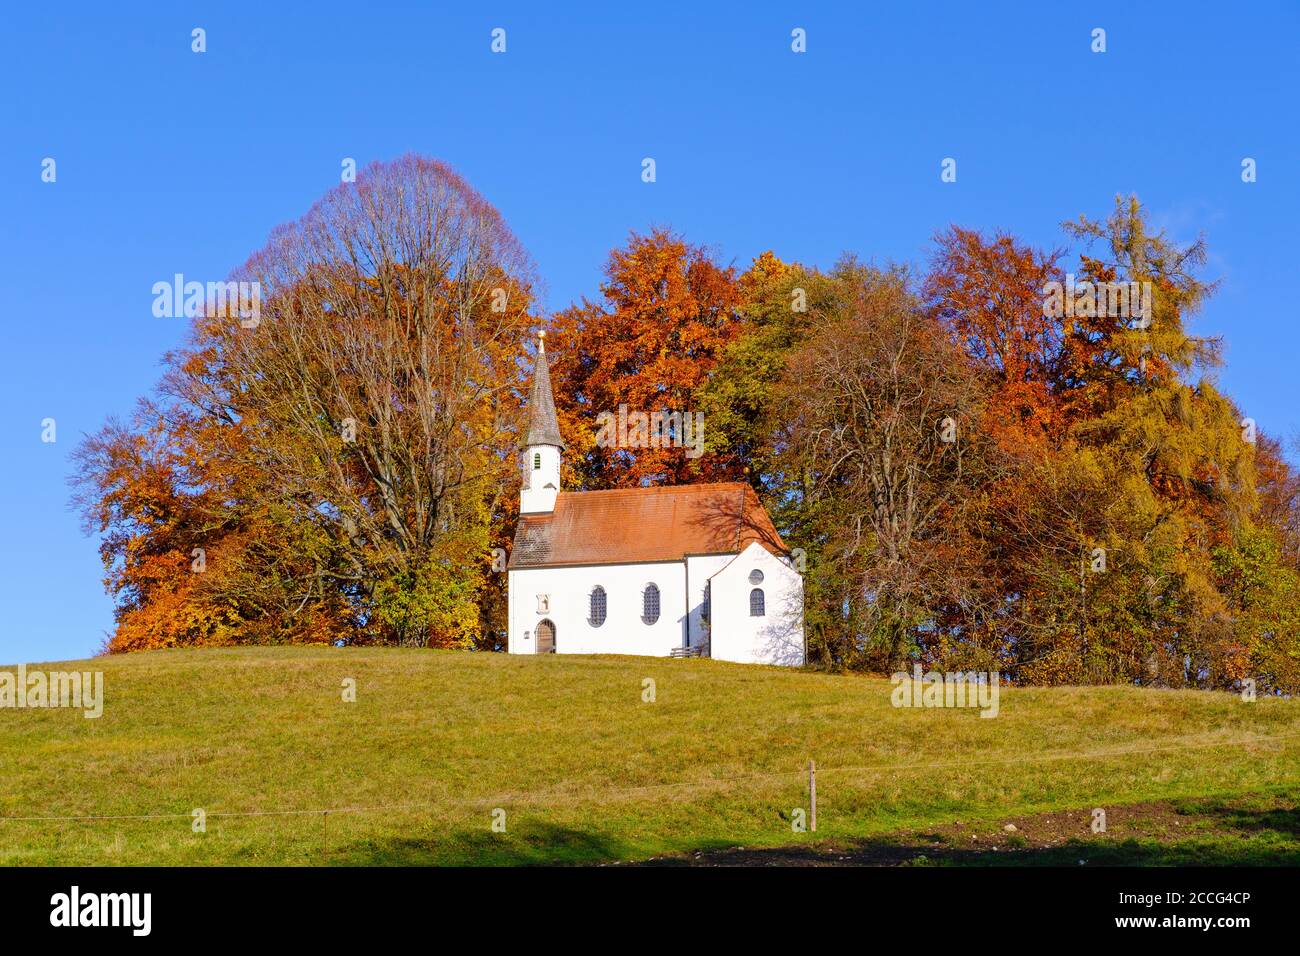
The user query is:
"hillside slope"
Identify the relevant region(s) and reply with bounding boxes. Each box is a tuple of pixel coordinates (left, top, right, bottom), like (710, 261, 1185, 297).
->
(2, 647, 1299, 865)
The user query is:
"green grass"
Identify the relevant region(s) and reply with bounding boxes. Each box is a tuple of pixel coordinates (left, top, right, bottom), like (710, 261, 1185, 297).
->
(2, 646, 1299, 865)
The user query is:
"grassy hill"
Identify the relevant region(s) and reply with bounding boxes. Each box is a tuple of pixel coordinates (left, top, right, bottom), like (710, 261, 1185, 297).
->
(3, 646, 1300, 866)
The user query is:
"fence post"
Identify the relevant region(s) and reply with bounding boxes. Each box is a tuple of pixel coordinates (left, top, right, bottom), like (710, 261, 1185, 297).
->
(323, 811, 329, 864)
(809, 759, 817, 833)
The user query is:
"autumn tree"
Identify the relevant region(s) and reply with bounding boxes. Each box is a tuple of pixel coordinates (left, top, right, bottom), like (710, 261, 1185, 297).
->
(545, 228, 746, 488)
(772, 265, 996, 671)
(698, 251, 844, 490)
(74, 175, 1300, 685)
(927, 197, 1266, 687)
(1044, 198, 1254, 685)
(74, 156, 535, 650)
(926, 226, 1065, 448)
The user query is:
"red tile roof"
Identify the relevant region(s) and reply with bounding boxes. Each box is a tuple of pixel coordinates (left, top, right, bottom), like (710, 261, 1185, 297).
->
(510, 482, 787, 568)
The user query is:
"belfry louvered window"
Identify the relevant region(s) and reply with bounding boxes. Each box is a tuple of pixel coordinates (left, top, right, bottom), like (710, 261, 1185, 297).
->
(589, 586, 607, 627)
(533, 452, 541, 470)
(642, 583, 661, 625)
(749, 588, 766, 617)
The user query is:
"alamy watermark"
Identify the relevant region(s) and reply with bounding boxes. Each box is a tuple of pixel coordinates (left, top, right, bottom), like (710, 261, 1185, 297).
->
(1043, 275, 1153, 326)
(594, 404, 704, 459)
(152, 274, 261, 328)
(1, 664, 103, 718)
(50, 886, 150, 936)
(891, 665, 1000, 718)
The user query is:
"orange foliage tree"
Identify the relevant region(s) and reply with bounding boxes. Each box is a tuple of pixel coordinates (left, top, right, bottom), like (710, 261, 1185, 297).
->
(545, 228, 748, 489)
(74, 156, 534, 651)
(926, 226, 1065, 448)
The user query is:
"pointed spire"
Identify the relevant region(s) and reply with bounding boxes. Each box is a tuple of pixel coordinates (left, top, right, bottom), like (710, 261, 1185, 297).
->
(525, 331, 564, 449)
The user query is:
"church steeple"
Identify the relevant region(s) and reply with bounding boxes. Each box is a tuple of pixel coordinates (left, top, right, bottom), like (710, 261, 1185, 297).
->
(524, 331, 564, 450)
(521, 332, 563, 514)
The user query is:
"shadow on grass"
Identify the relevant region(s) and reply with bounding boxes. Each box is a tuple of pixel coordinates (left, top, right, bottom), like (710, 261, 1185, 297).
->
(642, 837, 1300, 867)
(336, 822, 638, 866)
(645, 803, 1300, 867)
(331, 802, 1300, 866)
(1210, 804, 1300, 841)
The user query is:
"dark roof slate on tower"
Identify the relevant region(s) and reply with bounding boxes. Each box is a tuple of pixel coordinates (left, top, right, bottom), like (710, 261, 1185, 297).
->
(525, 340, 565, 449)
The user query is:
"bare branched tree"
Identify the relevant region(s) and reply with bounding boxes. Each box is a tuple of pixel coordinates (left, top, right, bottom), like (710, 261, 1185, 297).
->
(160, 155, 538, 646)
(776, 269, 995, 669)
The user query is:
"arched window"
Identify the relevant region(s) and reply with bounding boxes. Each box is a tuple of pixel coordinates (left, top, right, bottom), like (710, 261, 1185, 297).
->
(701, 582, 711, 623)
(589, 586, 607, 627)
(749, 588, 765, 617)
(533, 452, 542, 470)
(642, 583, 660, 625)
(748, 568, 764, 585)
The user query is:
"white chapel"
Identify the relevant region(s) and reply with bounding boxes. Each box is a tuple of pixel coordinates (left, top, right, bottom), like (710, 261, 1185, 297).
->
(507, 335, 805, 666)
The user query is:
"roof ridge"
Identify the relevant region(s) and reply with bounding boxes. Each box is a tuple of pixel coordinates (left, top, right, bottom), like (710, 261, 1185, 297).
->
(556, 481, 747, 498)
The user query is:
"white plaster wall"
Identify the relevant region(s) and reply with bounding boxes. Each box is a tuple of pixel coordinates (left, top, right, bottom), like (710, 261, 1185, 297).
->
(509, 561, 686, 656)
(684, 553, 733, 649)
(709, 543, 805, 666)
(520, 445, 560, 514)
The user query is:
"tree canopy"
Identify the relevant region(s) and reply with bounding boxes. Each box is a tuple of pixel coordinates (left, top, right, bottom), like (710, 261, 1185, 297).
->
(74, 167, 1300, 693)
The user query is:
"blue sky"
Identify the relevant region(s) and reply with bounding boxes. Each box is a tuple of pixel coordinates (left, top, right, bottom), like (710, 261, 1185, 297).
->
(2, 1, 1296, 663)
